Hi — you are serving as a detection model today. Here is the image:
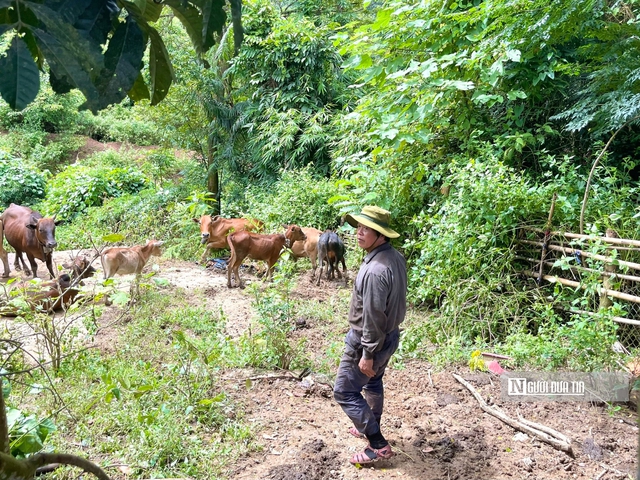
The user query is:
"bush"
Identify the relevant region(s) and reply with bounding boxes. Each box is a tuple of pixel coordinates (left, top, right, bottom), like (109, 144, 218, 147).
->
(41, 164, 148, 221)
(244, 166, 341, 230)
(0, 153, 47, 207)
(55, 188, 202, 261)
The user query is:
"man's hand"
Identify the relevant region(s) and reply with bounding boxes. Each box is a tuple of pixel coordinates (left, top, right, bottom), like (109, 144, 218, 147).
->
(359, 357, 375, 378)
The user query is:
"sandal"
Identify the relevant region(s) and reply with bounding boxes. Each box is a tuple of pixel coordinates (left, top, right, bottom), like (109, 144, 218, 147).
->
(348, 427, 366, 439)
(349, 444, 394, 465)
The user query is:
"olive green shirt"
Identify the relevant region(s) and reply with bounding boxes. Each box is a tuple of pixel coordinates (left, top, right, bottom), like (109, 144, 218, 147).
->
(348, 242, 407, 359)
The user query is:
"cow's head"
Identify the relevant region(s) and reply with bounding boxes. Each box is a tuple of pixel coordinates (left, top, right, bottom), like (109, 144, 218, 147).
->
(146, 239, 164, 256)
(284, 225, 307, 247)
(63, 255, 97, 283)
(192, 215, 223, 244)
(26, 215, 59, 253)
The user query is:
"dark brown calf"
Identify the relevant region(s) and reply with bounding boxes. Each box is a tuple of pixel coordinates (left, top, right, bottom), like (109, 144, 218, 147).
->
(316, 230, 347, 285)
(227, 225, 306, 288)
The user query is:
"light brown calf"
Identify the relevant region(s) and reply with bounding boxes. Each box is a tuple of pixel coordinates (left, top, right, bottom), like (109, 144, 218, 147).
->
(226, 225, 306, 288)
(101, 240, 164, 279)
(290, 227, 323, 279)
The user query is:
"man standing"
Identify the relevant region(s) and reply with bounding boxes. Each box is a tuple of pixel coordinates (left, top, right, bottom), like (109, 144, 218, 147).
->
(334, 206, 407, 465)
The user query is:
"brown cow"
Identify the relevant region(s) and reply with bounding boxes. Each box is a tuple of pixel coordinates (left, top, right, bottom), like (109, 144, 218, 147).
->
(0, 204, 59, 279)
(290, 227, 323, 279)
(192, 215, 264, 262)
(101, 240, 164, 279)
(227, 225, 306, 288)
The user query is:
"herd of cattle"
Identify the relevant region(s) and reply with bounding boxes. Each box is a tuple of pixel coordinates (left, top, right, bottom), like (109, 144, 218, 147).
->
(0, 204, 348, 313)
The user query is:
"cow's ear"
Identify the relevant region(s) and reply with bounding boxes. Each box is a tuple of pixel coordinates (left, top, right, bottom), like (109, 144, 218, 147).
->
(26, 223, 36, 230)
(211, 215, 220, 222)
(54, 220, 62, 226)
(192, 218, 200, 224)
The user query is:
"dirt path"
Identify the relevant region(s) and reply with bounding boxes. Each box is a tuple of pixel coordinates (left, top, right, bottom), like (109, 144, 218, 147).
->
(2, 251, 638, 479)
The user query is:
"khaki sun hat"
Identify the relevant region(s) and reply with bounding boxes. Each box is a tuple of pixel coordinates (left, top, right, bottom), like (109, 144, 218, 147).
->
(344, 206, 400, 239)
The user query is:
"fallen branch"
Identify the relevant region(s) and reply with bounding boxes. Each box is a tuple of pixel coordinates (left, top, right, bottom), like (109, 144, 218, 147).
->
(452, 373, 574, 456)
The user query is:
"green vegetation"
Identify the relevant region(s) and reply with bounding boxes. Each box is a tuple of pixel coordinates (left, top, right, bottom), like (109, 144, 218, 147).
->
(2, 0, 640, 476)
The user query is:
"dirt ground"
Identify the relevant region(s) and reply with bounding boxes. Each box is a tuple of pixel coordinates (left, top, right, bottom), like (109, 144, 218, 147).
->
(1, 250, 638, 480)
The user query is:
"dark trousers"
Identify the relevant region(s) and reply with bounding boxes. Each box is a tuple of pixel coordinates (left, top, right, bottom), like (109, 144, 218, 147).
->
(333, 328, 400, 442)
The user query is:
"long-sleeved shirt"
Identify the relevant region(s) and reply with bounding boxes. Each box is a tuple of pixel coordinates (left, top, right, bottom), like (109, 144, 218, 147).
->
(348, 242, 407, 359)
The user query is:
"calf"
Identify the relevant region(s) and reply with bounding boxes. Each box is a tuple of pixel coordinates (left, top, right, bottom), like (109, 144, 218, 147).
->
(1, 274, 78, 316)
(193, 215, 264, 262)
(227, 225, 306, 288)
(0, 203, 60, 278)
(101, 239, 164, 279)
(63, 255, 97, 284)
(316, 230, 347, 285)
(290, 227, 323, 279)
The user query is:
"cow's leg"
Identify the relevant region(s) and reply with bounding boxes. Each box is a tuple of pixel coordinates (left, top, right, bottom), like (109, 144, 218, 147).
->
(26, 253, 38, 278)
(45, 253, 56, 279)
(310, 249, 318, 279)
(0, 246, 9, 278)
(316, 256, 325, 286)
(340, 258, 348, 284)
(14, 251, 31, 275)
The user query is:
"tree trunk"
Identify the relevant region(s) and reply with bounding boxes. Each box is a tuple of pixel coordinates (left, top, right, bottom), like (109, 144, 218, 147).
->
(207, 167, 220, 216)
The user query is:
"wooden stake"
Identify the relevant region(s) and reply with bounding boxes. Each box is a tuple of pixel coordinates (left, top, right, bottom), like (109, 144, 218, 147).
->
(537, 193, 557, 285)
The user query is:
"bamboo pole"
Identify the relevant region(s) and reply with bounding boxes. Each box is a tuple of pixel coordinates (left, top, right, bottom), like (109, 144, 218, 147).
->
(521, 227, 640, 248)
(517, 240, 640, 272)
(514, 255, 640, 283)
(565, 308, 640, 327)
(523, 270, 640, 304)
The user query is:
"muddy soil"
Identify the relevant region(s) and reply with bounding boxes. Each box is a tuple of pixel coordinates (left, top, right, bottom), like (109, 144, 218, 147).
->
(1, 251, 638, 480)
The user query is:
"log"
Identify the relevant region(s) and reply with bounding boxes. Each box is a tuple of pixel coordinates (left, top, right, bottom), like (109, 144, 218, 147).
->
(452, 374, 574, 456)
(523, 270, 640, 305)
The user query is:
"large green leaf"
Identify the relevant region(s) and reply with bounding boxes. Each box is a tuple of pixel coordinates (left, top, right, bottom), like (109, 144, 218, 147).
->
(24, 1, 104, 80)
(142, 0, 163, 22)
(48, 0, 91, 25)
(31, 28, 101, 111)
(164, 0, 206, 55)
(74, 0, 119, 45)
(201, 0, 226, 52)
(147, 26, 174, 105)
(0, 36, 40, 110)
(49, 67, 74, 94)
(95, 15, 145, 108)
(128, 71, 150, 102)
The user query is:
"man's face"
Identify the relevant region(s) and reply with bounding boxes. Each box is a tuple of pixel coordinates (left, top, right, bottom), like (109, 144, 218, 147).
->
(357, 224, 378, 250)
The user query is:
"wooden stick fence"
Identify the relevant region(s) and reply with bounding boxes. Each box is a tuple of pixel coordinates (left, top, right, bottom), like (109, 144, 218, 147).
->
(517, 224, 640, 326)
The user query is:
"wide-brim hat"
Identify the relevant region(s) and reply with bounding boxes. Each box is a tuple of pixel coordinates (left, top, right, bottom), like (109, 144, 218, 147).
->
(344, 206, 400, 239)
